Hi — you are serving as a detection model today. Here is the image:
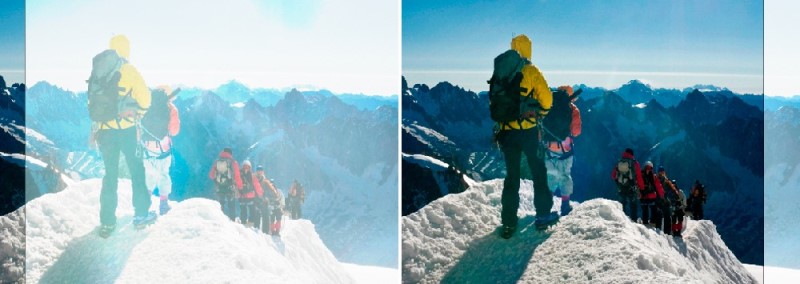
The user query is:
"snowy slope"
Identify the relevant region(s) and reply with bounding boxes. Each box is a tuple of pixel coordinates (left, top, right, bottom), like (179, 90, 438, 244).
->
(742, 264, 763, 284)
(341, 263, 400, 284)
(0, 207, 24, 283)
(25, 178, 357, 283)
(764, 266, 800, 283)
(402, 179, 757, 283)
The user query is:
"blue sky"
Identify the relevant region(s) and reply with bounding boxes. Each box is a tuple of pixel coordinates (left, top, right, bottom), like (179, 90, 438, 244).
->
(27, 0, 399, 96)
(403, 0, 764, 94)
(0, 0, 25, 84)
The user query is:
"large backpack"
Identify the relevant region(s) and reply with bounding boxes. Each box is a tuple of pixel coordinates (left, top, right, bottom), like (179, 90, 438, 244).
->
(140, 88, 180, 140)
(240, 170, 255, 194)
(214, 158, 234, 190)
(87, 49, 133, 123)
(641, 171, 657, 196)
(696, 183, 707, 203)
(615, 158, 636, 193)
(487, 50, 537, 125)
(541, 88, 581, 142)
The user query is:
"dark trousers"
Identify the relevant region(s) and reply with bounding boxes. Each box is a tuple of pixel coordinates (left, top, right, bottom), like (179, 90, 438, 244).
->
(217, 191, 236, 221)
(619, 193, 639, 221)
(672, 208, 685, 232)
(260, 202, 271, 233)
(691, 204, 704, 220)
(261, 203, 282, 233)
(239, 198, 258, 224)
(656, 201, 672, 235)
(498, 129, 551, 227)
(97, 127, 151, 226)
(289, 203, 302, 219)
(640, 199, 656, 225)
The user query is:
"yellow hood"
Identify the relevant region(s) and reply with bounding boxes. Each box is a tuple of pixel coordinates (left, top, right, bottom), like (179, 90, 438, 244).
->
(109, 35, 130, 60)
(511, 34, 532, 60)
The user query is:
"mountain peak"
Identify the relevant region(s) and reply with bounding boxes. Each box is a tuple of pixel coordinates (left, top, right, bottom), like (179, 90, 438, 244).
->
(402, 180, 758, 283)
(19, 178, 357, 283)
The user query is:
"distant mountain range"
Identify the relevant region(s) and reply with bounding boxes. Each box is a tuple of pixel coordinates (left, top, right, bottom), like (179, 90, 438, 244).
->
(402, 76, 764, 265)
(23, 80, 399, 267)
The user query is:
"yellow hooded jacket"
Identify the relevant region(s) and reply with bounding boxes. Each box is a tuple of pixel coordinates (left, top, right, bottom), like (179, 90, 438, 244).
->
(500, 34, 552, 130)
(99, 35, 150, 130)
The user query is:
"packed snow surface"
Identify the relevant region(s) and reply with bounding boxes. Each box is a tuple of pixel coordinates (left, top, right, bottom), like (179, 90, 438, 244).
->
(763, 266, 800, 283)
(341, 263, 400, 284)
(402, 179, 757, 283)
(24, 178, 357, 283)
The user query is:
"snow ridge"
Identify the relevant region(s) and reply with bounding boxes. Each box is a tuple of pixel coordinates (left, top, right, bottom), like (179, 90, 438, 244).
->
(402, 179, 757, 283)
(25, 178, 356, 283)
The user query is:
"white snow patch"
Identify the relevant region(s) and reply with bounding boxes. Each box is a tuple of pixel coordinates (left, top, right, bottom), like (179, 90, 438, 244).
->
(341, 263, 399, 284)
(764, 266, 800, 283)
(634, 103, 647, 108)
(0, 152, 48, 168)
(402, 153, 449, 169)
(15, 123, 54, 145)
(403, 123, 457, 150)
(743, 264, 763, 284)
(0, 124, 24, 144)
(231, 102, 246, 108)
(25, 178, 356, 283)
(402, 179, 758, 283)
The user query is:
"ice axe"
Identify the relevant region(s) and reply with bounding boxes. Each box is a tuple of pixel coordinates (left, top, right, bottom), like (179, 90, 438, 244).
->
(167, 87, 181, 101)
(569, 88, 583, 101)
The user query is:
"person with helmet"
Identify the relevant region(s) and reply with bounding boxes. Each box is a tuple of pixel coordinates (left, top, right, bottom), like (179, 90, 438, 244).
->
(491, 34, 555, 239)
(664, 177, 687, 237)
(687, 180, 707, 220)
(208, 147, 242, 221)
(543, 85, 582, 216)
(238, 160, 263, 227)
(90, 35, 154, 237)
(611, 148, 644, 222)
(256, 166, 283, 235)
(140, 85, 181, 215)
(654, 166, 674, 235)
(640, 161, 665, 229)
(286, 180, 305, 220)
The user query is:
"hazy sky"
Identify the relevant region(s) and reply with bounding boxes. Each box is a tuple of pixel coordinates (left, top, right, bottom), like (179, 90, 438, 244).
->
(403, 0, 764, 94)
(27, 0, 399, 96)
(765, 0, 798, 98)
(0, 0, 24, 85)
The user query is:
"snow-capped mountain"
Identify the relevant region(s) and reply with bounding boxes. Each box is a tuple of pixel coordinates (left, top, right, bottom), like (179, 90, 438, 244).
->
(0, 76, 26, 216)
(402, 78, 764, 265)
(402, 179, 759, 283)
(24, 81, 399, 268)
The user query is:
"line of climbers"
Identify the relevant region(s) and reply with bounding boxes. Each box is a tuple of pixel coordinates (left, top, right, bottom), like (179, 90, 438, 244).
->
(612, 148, 708, 237)
(208, 147, 306, 235)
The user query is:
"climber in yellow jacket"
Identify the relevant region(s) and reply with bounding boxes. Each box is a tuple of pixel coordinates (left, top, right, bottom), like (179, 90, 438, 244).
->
(91, 34, 155, 238)
(493, 34, 556, 239)
(498, 34, 552, 130)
